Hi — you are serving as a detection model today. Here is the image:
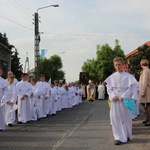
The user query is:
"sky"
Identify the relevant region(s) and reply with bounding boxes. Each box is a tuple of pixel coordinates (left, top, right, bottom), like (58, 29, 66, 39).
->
(0, 0, 150, 82)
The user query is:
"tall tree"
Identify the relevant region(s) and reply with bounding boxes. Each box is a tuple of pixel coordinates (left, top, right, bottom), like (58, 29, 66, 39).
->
(11, 48, 23, 80)
(82, 40, 125, 82)
(114, 39, 125, 58)
(39, 55, 65, 81)
(0, 32, 23, 79)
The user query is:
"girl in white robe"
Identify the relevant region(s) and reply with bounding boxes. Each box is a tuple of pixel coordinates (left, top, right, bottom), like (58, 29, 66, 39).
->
(5, 76, 18, 126)
(105, 57, 136, 145)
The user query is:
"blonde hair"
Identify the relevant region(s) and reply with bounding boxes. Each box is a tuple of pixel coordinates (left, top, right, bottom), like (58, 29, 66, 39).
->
(140, 59, 149, 66)
(113, 57, 124, 63)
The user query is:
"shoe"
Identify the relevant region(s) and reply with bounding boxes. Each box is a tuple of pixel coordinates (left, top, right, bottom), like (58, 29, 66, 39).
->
(114, 140, 122, 145)
(144, 123, 150, 126)
(142, 120, 149, 124)
(17, 121, 23, 124)
(27, 121, 31, 123)
(8, 124, 13, 127)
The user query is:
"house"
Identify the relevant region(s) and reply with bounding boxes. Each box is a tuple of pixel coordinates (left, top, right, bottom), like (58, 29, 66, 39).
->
(0, 43, 12, 78)
(126, 41, 150, 60)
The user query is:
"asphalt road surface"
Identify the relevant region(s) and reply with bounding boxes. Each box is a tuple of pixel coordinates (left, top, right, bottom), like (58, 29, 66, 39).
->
(0, 100, 150, 150)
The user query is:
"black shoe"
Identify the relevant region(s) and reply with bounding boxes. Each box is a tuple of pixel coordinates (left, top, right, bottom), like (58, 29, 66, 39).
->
(142, 120, 149, 124)
(114, 140, 122, 145)
(17, 121, 23, 124)
(8, 124, 13, 127)
(144, 123, 150, 126)
(27, 121, 31, 123)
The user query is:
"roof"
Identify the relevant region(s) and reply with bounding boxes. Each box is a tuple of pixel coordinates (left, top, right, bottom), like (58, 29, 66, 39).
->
(126, 41, 150, 59)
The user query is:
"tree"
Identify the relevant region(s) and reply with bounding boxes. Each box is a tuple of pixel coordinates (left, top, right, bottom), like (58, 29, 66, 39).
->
(82, 39, 125, 82)
(114, 39, 125, 58)
(129, 44, 150, 80)
(39, 55, 65, 81)
(11, 48, 23, 80)
(0, 32, 23, 79)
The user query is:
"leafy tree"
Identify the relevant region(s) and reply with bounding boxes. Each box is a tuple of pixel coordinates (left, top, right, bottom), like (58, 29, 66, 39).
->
(11, 48, 23, 80)
(0, 33, 13, 50)
(114, 39, 125, 58)
(82, 39, 125, 82)
(129, 44, 150, 80)
(0, 32, 23, 79)
(82, 59, 99, 83)
(39, 55, 65, 81)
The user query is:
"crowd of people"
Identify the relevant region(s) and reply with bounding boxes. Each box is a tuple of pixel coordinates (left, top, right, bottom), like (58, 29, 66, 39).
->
(0, 70, 84, 131)
(1, 56, 150, 147)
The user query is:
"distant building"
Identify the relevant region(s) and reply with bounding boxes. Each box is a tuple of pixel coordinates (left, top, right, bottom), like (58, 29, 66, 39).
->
(27, 68, 35, 80)
(0, 43, 12, 78)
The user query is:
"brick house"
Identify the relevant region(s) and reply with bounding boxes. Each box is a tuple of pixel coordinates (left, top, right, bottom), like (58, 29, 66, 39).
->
(0, 42, 12, 78)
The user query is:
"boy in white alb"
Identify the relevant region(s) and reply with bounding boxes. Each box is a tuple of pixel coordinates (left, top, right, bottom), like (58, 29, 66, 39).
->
(36, 74, 49, 119)
(16, 73, 32, 124)
(105, 57, 136, 145)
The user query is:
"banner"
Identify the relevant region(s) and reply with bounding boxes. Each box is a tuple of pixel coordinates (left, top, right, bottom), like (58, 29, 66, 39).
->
(40, 49, 47, 58)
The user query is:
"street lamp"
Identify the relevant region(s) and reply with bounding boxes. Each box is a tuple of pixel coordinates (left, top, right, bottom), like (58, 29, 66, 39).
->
(34, 4, 59, 80)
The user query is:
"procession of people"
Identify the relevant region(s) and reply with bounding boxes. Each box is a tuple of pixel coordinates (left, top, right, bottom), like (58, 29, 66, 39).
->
(0, 70, 84, 130)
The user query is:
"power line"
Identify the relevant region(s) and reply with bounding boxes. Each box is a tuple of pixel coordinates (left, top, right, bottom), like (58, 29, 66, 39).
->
(44, 32, 150, 39)
(14, 0, 34, 14)
(0, 15, 33, 31)
(0, 0, 32, 24)
(8, 0, 32, 19)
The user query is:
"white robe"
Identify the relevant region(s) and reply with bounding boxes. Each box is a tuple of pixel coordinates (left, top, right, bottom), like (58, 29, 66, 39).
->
(69, 86, 76, 106)
(65, 90, 72, 108)
(105, 71, 136, 142)
(78, 88, 83, 103)
(5, 83, 18, 125)
(54, 86, 61, 111)
(50, 87, 58, 115)
(98, 84, 105, 100)
(30, 84, 38, 121)
(36, 81, 50, 118)
(16, 80, 32, 123)
(59, 86, 66, 109)
(0, 77, 8, 130)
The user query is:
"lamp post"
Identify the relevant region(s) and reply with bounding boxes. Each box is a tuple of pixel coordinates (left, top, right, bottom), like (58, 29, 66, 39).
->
(34, 4, 59, 80)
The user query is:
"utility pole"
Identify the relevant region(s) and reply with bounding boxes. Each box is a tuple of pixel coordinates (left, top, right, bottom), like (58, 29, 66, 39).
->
(34, 4, 59, 80)
(34, 12, 40, 80)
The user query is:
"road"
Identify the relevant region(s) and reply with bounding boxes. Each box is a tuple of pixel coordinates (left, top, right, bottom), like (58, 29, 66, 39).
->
(0, 100, 150, 150)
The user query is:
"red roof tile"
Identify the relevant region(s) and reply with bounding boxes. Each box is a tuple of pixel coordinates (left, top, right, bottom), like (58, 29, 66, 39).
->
(126, 41, 150, 59)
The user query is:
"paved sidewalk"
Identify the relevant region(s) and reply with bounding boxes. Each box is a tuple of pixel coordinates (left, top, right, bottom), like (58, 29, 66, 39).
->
(131, 109, 150, 150)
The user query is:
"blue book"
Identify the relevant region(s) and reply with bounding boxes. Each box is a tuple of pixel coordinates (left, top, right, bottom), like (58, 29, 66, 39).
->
(123, 99, 135, 115)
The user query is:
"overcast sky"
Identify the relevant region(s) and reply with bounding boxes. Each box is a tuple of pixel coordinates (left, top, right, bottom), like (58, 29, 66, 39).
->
(0, 0, 150, 82)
